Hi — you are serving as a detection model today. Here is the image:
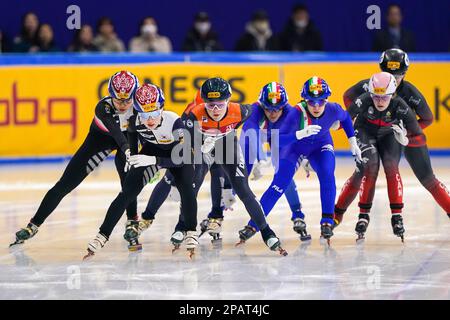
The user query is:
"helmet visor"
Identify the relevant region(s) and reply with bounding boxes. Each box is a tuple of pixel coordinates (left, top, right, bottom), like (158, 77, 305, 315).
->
(306, 99, 327, 107)
(206, 101, 228, 111)
(139, 109, 163, 120)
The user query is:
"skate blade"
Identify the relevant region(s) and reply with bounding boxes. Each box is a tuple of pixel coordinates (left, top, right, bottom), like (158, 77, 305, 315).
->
(171, 245, 181, 254)
(356, 237, 365, 245)
(277, 247, 288, 256)
(128, 244, 142, 252)
(9, 240, 24, 248)
(187, 248, 195, 259)
(300, 234, 312, 242)
(82, 249, 95, 261)
(235, 239, 245, 247)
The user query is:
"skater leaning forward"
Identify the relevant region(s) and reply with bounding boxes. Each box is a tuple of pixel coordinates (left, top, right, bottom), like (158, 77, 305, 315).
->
(178, 77, 288, 255)
(347, 72, 424, 242)
(11, 71, 140, 247)
(84, 83, 199, 259)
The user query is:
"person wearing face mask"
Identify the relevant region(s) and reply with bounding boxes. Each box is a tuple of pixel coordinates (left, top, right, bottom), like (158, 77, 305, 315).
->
(239, 77, 360, 245)
(10, 71, 140, 248)
(334, 49, 450, 228)
(84, 83, 199, 259)
(278, 4, 323, 52)
(345, 72, 424, 243)
(129, 17, 172, 53)
(235, 10, 279, 51)
(182, 12, 223, 52)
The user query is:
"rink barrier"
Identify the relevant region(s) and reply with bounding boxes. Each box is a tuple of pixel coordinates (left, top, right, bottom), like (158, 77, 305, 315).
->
(1, 52, 449, 157)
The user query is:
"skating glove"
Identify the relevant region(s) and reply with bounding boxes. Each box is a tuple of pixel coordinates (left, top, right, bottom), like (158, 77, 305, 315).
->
(295, 125, 321, 140)
(201, 136, 216, 154)
(349, 137, 363, 163)
(392, 120, 409, 146)
(221, 188, 236, 211)
(124, 149, 132, 172)
(251, 159, 271, 180)
(128, 154, 157, 168)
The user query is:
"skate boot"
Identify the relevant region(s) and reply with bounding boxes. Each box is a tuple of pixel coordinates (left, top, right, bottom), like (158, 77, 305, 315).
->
(235, 225, 257, 246)
(391, 214, 405, 242)
(10, 222, 39, 247)
(83, 233, 108, 260)
(320, 223, 334, 246)
(355, 213, 370, 243)
(261, 226, 288, 256)
(184, 231, 199, 259)
(332, 206, 346, 230)
(138, 218, 154, 234)
(292, 218, 311, 241)
(170, 230, 186, 253)
(123, 220, 142, 252)
(207, 218, 223, 243)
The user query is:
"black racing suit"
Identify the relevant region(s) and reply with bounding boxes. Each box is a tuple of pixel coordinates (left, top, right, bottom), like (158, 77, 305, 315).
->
(98, 111, 197, 238)
(344, 93, 424, 215)
(30, 97, 137, 226)
(336, 79, 450, 218)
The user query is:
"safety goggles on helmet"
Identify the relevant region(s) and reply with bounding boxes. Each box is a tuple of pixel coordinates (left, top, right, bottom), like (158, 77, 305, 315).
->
(306, 99, 327, 107)
(139, 109, 163, 120)
(370, 94, 393, 103)
(205, 101, 228, 111)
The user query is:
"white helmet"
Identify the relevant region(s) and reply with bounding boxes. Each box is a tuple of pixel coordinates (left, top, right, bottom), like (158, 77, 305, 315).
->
(368, 72, 397, 96)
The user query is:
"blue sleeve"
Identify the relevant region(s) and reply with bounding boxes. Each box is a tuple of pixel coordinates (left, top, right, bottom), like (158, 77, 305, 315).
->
(240, 103, 263, 172)
(334, 103, 355, 138)
(276, 108, 301, 147)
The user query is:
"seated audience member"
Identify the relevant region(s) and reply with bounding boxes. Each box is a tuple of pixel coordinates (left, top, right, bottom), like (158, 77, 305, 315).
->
(129, 17, 172, 53)
(235, 10, 278, 51)
(182, 12, 223, 52)
(92, 17, 125, 52)
(68, 24, 99, 52)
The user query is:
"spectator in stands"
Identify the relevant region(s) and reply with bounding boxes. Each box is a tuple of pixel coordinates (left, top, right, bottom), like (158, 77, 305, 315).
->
(129, 17, 172, 53)
(235, 10, 278, 51)
(182, 12, 223, 52)
(92, 17, 125, 52)
(68, 24, 98, 52)
(12, 12, 39, 52)
(31, 23, 60, 52)
(373, 4, 416, 52)
(278, 4, 323, 51)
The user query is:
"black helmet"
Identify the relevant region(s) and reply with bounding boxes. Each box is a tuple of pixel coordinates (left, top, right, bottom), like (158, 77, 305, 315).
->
(200, 77, 232, 102)
(379, 48, 409, 75)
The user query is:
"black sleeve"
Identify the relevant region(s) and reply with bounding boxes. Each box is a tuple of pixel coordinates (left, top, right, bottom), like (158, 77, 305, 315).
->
(403, 82, 434, 129)
(343, 80, 368, 109)
(94, 101, 129, 153)
(127, 115, 139, 155)
(396, 98, 423, 137)
(347, 93, 367, 120)
(235, 104, 253, 129)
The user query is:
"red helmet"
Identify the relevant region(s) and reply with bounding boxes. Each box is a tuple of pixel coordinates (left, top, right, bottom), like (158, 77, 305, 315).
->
(108, 70, 139, 100)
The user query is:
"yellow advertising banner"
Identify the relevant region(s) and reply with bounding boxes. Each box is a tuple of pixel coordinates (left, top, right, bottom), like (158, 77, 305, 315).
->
(0, 62, 449, 156)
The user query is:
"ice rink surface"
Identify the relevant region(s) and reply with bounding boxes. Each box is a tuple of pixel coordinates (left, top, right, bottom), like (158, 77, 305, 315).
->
(0, 157, 449, 300)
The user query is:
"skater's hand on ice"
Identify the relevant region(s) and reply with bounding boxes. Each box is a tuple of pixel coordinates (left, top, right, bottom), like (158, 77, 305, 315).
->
(221, 188, 236, 211)
(349, 137, 363, 163)
(251, 159, 271, 180)
(392, 120, 409, 146)
(201, 137, 216, 154)
(129, 155, 157, 168)
(296, 125, 321, 140)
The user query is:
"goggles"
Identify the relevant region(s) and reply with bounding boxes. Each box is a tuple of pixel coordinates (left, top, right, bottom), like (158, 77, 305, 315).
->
(139, 108, 163, 120)
(370, 93, 393, 102)
(306, 99, 327, 107)
(205, 101, 228, 111)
